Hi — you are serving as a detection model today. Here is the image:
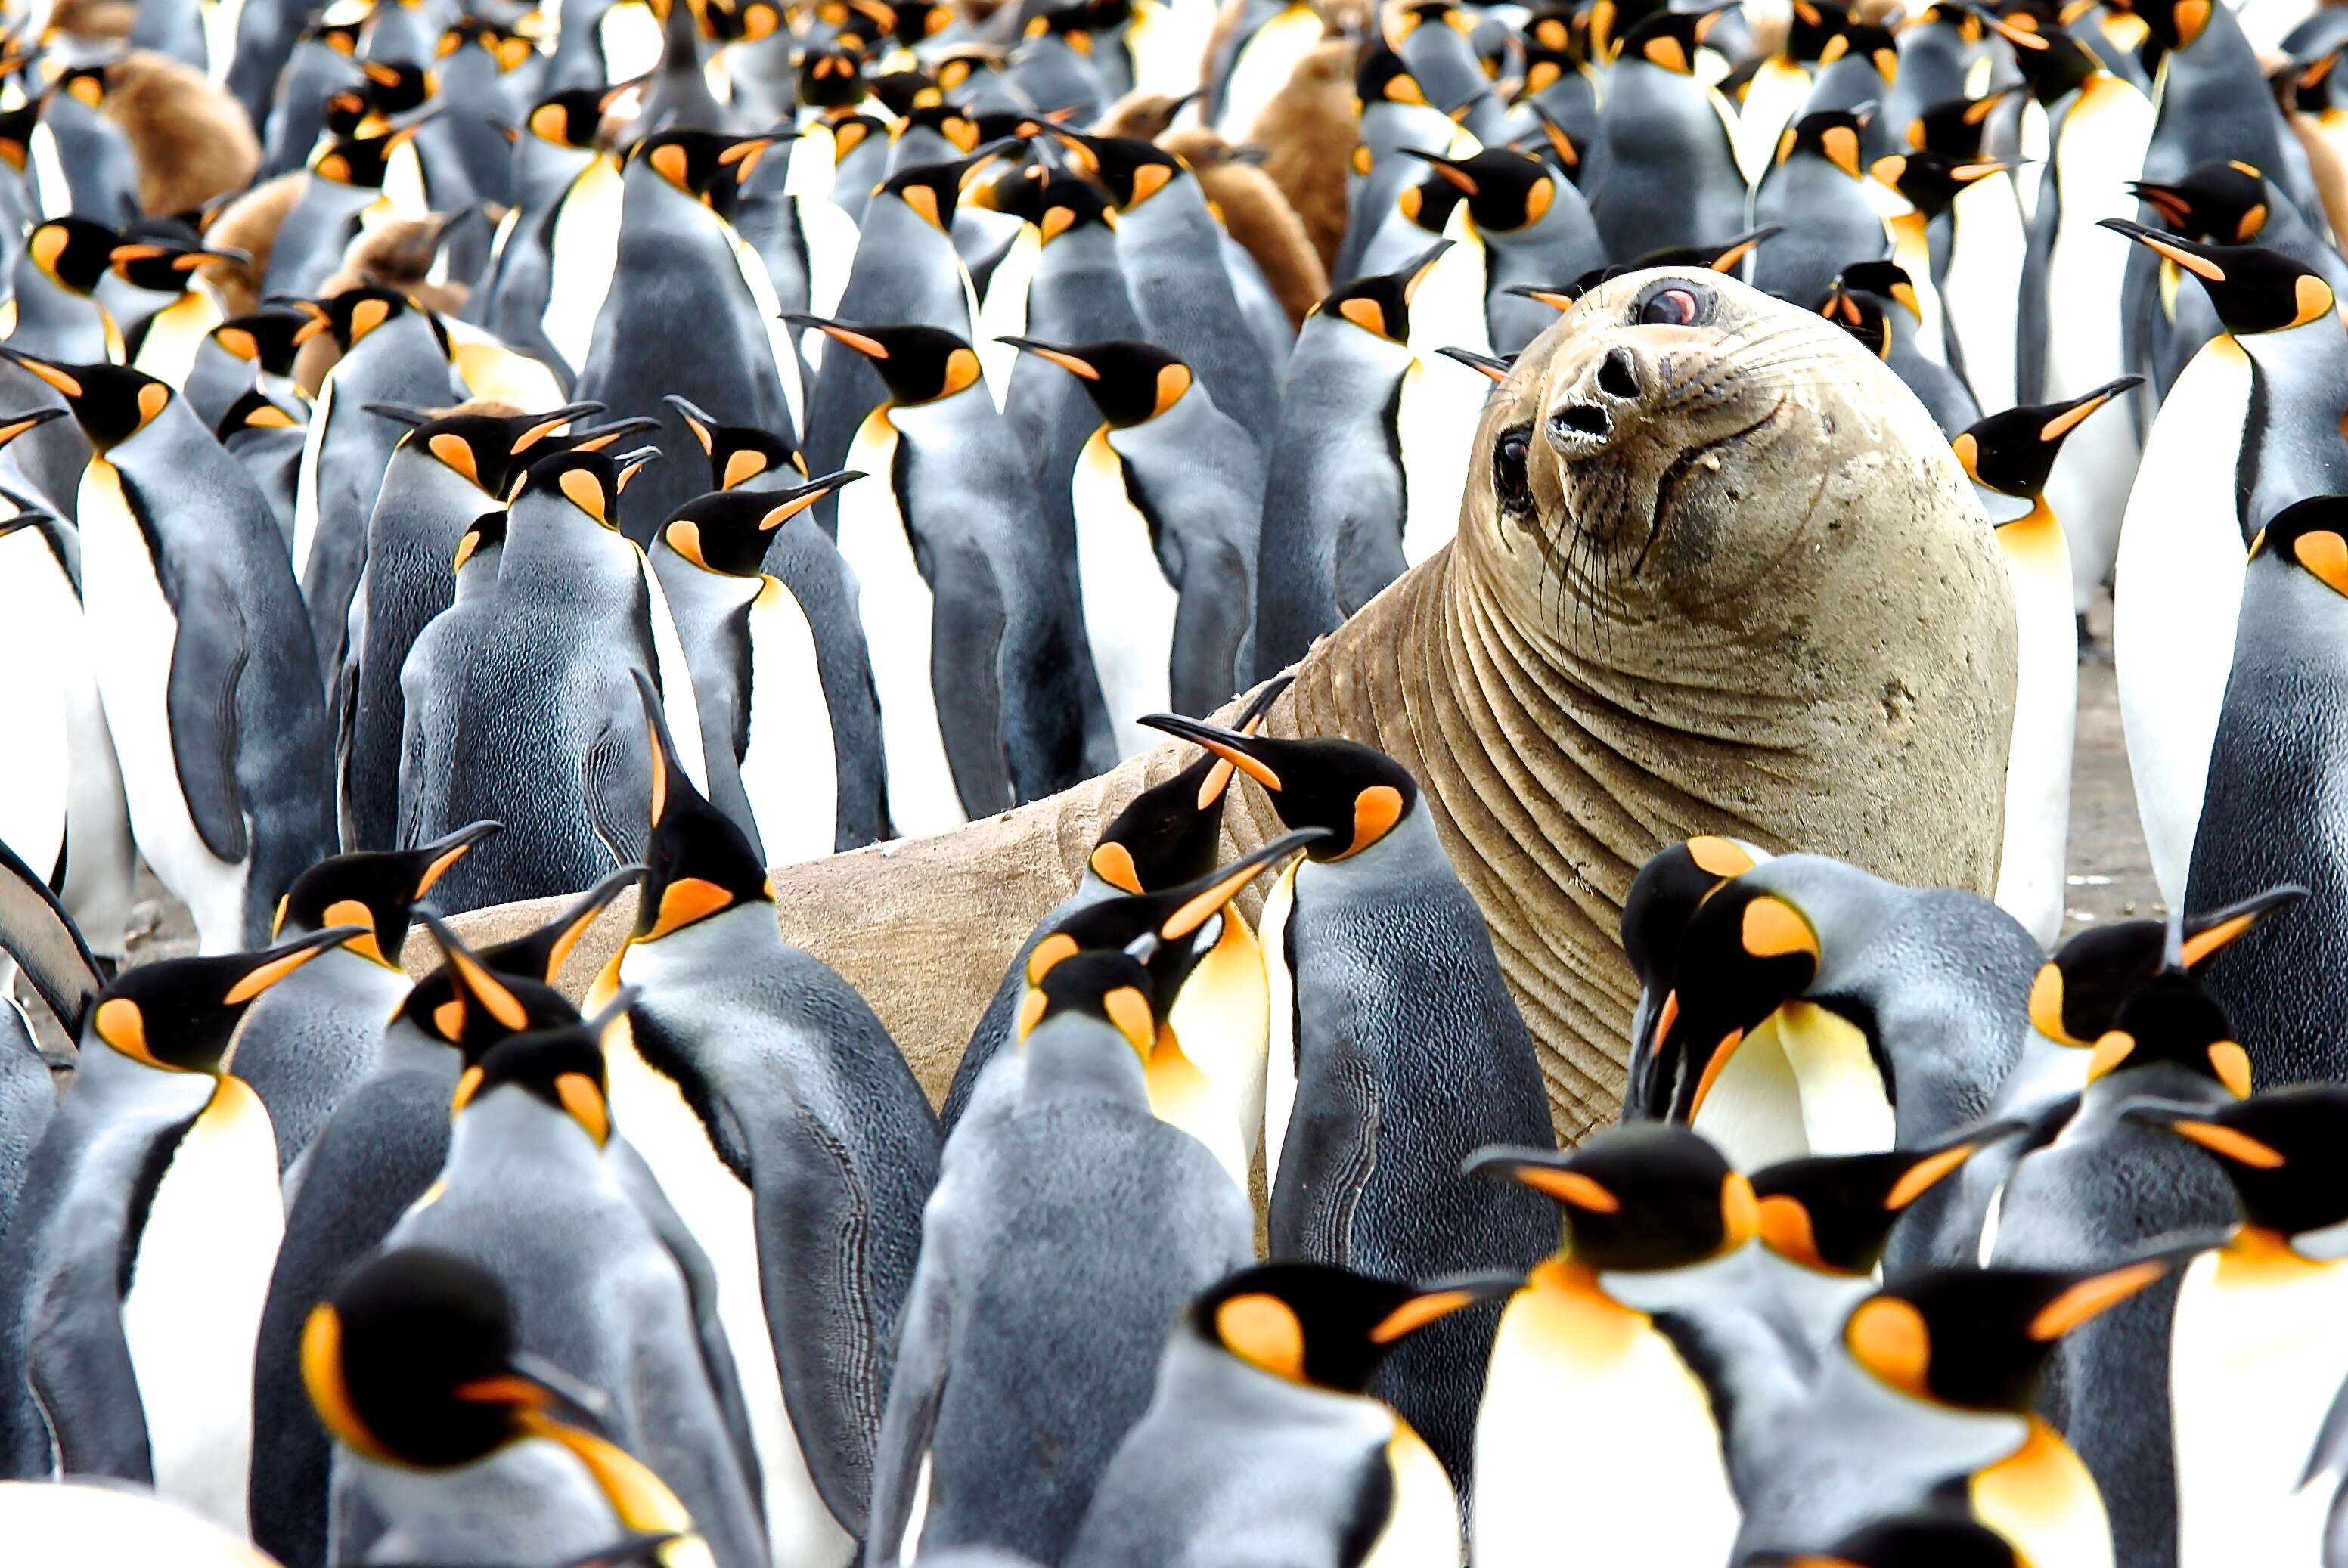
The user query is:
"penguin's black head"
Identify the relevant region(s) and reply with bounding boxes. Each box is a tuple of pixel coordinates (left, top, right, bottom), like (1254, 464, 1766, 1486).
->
(631, 128, 781, 199)
(1906, 88, 2011, 158)
(1192, 1262, 1523, 1392)
(2002, 19, 2101, 104)
(1816, 266, 1907, 359)
(1618, 8, 1725, 73)
(2129, 0, 2214, 51)
(1467, 1126, 1757, 1271)
(1000, 170, 1116, 243)
(798, 45, 867, 107)
(1024, 0, 1098, 48)
(299, 17, 364, 54)
(631, 670, 773, 940)
(822, 113, 886, 171)
(1136, 716, 1421, 862)
(451, 1013, 619, 1148)
(1781, 0, 1848, 60)
(398, 900, 619, 1059)
(1620, 836, 1762, 1006)
(892, 101, 981, 156)
(23, 218, 121, 295)
(661, 473, 860, 576)
(1394, 165, 1468, 239)
(211, 308, 312, 377)
(2102, 222, 2337, 334)
(273, 823, 503, 966)
(1869, 149, 2008, 217)
(440, 15, 535, 72)
(526, 88, 611, 150)
(322, 88, 374, 140)
(998, 336, 1194, 427)
(509, 446, 659, 531)
(1401, 146, 1561, 233)
(107, 238, 242, 295)
(0, 100, 37, 174)
(1846, 1253, 2186, 1411)
(2129, 1086, 2348, 1242)
(2024, 887, 2309, 1046)
(1637, 882, 1820, 1122)
(1044, 127, 1186, 210)
(290, 287, 426, 353)
(312, 124, 420, 188)
(1358, 39, 1433, 107)
(2285, 50, 2343, 116)
(703, 0, 781, 42)
(85, 929, 360, 1074)
(1035, 829, 1330, 1012)
(45, 64, 107, 113)
(873, 153, 982, 231)
(1745, 1511, 2027, 1568)
(379, 401, 607, 498)
(664, 393, 807, 491)
(2129, 160, 2272, 244)
(1016, 948, 1159, 1059)
(1518, 30, 1575, 97)
(786, 315, 983, 404)
(1817, 20, 1897, 78)
(1950, 377, 2141, 499)
(2083, 967, 2250, 1095)
(1308, 240, 1450, 345)
(304, 1247, 545, 1469)
(1589, 0, 1670, 60)
(2, 353, 177, 453)
(358, 58, 438, 116)
(889, 0, 953, 44)
(1087, 675, 1295, 895)
(2250, 493, 2348, 600)
(1751, 1126, 2011, 1275)
(451, 508, 508, 572)
(1774, 107, 1870, 179)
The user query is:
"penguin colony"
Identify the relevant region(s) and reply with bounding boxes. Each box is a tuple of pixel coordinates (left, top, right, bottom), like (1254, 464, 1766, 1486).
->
(3, 0, 2348, 1563)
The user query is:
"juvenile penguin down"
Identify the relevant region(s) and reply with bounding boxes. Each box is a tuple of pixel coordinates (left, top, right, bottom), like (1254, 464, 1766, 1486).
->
(452, 271, 2018, 1139)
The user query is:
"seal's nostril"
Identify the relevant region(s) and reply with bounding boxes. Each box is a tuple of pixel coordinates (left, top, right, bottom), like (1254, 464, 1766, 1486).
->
(1599, 348, 1640, 401)
(1551, 404, 1611, 440)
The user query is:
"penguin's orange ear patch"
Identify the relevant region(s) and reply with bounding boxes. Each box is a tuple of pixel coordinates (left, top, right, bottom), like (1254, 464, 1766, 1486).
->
(1741, 897, 1816, 959)
(1846, 1297, 1931, 1394)
(1217, 1293, 1306, 1379)
(2293, 529, 2348, 596)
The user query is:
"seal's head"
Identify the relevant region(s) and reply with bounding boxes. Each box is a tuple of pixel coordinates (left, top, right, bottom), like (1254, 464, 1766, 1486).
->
(1462, 267, 1960, 636)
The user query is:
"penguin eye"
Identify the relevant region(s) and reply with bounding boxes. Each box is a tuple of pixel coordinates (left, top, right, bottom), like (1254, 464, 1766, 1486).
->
(1493, 423, 1534, 513)
(1636, 283, 1709, 327)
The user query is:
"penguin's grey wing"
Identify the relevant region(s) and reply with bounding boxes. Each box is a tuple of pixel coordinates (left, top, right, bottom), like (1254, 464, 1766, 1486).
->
(609, 1140, 765, 1495)
(1267, 1041, 1383, 1267)
(865, 1246, 957, 1560)
(1166, 539, 1252, 718)
(0, 835, 100, 1033)
(582, 709, 653, 866)
(25, 1191, 150, 1482)
(929, 541, 1016, 818)
(2016, 169, 2057, 407)
(166, 559, 254, 863)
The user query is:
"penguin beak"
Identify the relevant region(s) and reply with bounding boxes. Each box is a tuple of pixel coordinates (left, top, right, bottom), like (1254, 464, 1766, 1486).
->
(1371, 1269, 1528, 1343)
(563, 415, 664, 453)
(997, 336, 1099, 379)
(504, 863, 647, 984)
(2181, 882, 2308, 967)
(2037, 376, 2143, 444)
(1503, 284, 1578, 312)
(2098, 219, 2227, 282)
(1153, 829, 1334, 943)
(1436, 345, 1515, 383)
(224, 925, 373, 1006)
(412, 820, 503, 898)
(2126, 180, 2197, 228)
(1137, 713, 1284, 791)
(0, 348, 84, 401)
(1462, 1145, 1621, 1212)
(458, 1349, 617, 1435)
(2119, 1101, 2286, 1168)
(761, 470, 863, 526)
(0, 407, 67, 448)
(782, 312, 890, 361)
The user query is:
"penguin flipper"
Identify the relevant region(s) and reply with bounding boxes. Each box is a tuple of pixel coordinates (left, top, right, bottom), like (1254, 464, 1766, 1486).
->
(0, 835, 101, 1033)
(166, 563, 253, 865)
(26, 1226, 148, 1483)
(932, 547, 1016, 818)
(1167, 544, 1252, 718)
(1266, 1054, 1383, 1263)
(865, 1257, 956, 1560)
(582, 709, 653, 868)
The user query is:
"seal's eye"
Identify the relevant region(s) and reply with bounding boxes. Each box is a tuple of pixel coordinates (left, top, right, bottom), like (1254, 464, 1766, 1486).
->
(1493, 423, 1533, 513)
(1636, 283, 1708, 327)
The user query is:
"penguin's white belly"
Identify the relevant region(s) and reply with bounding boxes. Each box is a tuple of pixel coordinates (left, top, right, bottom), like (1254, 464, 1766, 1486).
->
(639, 551, 712, 793)
(1075, 429, 1177, 760)
(119, 1076, 282, 1535)
(78, 460, 249, 950)
(740, 579, 837, 864)
(2114, 338, 2249, 910)
(1131, 0, 1212, 100)
(598, 2, 664, 82)
(603, 999, 850, 1568)
(544, 160, 625, 375)
(723, 218, 803, 438)
(1217, 7, 1323, 139)
(1993, 513, 2079, 945)
(839, 413, 963, 837)
(290, 375, 332, 579)
(1165, 911, 1269, 1178)
(1732, 60, 1811, 186)
(798, 196, 859, 326)
(1259, 861, 1299, 1191)
(2171, 1250, 2348, 1568)
(134, 293, 222, 392)
(1397, 358, 1472, 566)
(0, 530, 73, 880)
(201, 0, 244, 84)
(1775, 999, 1894, 1156)
(975, 226, 1038, 412)
(1473, 1272, 1739, 1568)
(28, 122, 68, 222)
(1946, 177, 2027, 414)
(443, 319, 564, 410)
(1691, 1011, 1807, 1170)
(1361, 1421, 1461, 1567)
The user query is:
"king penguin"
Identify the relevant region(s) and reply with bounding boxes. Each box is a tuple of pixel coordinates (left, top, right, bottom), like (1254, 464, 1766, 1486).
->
(1753, 108, 1897, 316)
(1952, 378, 2139, 944)
(648, 473, 863, 864)
(588, 675, 939, 1564)
(218, 389, 309, 552)
(5, 350, 335, 951)
(1592, 8, 1747, 261)
(1063, 1262, 1521, 1568)
(870, 936, 1257, 1565)
(2107, 226, 2348, 911)
(1139, 714, 1558, 1492)
(0, 928, 358, 1529)
(1000, 336, 1261, 746)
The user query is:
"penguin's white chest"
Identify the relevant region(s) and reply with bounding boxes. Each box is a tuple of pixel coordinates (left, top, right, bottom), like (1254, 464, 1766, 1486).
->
(290, 375, 333, 579)
(975, 226, 1040, 411)
(76, 460, 249, 947)
(1945, 176, 2027, 414)
(2171, 1247, 2348, 1567)
(544, 159, 625, 375)
(1162, 910, 1269, 1184)
(133, 292, 224, 392)
(0, 526, 75, 880)
(1395, 357, 1473, 566)
(1217, 5, 1323, 138)
(1072, 428, 1177, 759)
(1692, 1002, 1892, 1168)
(638, 549, 711, 794)
(600, 980, 850, 1568)
(739, 578, 836, 864)
(119, 1075, 283, 1536)
(1258, 861, 1300, 1190)
(1361, 1420, 1461, 1567)
(1473, 1266, 1739, 1568)
(1993, 509, 2079, 945)
(839, 411, 962, 837)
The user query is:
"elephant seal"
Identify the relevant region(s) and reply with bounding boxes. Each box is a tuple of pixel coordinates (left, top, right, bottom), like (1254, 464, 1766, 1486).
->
(440, 270, 2017, 1141)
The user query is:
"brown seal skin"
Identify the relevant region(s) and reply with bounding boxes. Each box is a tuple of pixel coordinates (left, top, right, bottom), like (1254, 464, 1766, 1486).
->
(438, 270, 2016, 1142)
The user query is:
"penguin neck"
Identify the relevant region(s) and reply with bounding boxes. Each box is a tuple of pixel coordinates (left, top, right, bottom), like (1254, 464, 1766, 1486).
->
(1810, 1345, 2032, 1474)
(445, 1093, 606, 1182)
(1164, 1329, 1394, 1431)
(450, 544, 504, 600)
(378, 1017, 464, 1076)
(1021, 1015, 1152, 1104)
(69, 1039, 219, 1118)
(630, 892, 774, 965)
